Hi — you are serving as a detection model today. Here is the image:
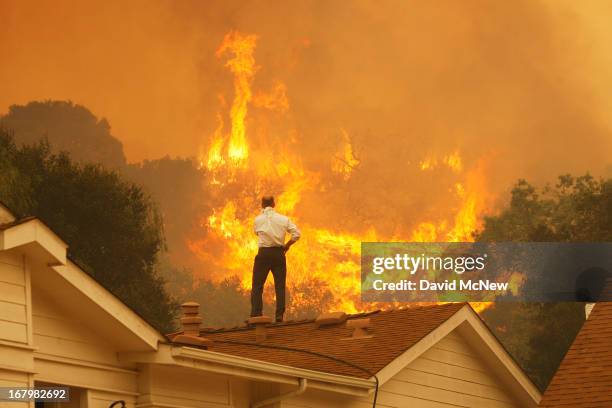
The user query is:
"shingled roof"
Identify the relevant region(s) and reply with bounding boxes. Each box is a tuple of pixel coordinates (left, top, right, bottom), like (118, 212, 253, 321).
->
(169, 302, 465, 379)
(540, 302, 612, 407)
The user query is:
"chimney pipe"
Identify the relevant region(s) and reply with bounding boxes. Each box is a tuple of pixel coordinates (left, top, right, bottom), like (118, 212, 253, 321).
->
(172, 301, 213, 348)
(180, 301, 202, 336)
(247, 315, 273, 342)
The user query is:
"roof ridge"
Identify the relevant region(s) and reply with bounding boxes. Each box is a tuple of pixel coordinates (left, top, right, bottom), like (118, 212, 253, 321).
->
(173, 301, 469, 380)
(198, 303, 467, 334)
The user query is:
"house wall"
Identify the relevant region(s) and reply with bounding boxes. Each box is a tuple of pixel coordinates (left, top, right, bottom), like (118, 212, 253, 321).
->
(30, 286, 139, 402)
(280, 330, 522, 408)
(0, 250, 33, 408)
(137, 364, 250, 408)
(0, 236, 530, 408)
(0, 251, 140, 408)
(0, 248, 255, 408)
(0, 251, 30, 345)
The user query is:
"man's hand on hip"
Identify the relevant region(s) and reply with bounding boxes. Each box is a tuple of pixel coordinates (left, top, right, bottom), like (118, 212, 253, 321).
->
(284, 240, 296, 253)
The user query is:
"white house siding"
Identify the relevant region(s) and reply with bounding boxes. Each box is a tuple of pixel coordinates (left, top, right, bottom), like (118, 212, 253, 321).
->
(31, 286, 128, 369)
(0, 251, 139, 408)
(137, 364, 249, 408)
(29, 276, 139, 405)
(281, 331, 522, 408)
(0, 239, 246, 408)
(0, 251, 29, 344)
(0, 251, 33, 408)
(0, 369, 31, 408)
(84, 389, 136, 408)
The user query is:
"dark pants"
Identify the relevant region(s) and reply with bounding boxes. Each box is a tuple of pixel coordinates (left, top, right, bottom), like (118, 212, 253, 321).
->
(250, 247, 286, 321)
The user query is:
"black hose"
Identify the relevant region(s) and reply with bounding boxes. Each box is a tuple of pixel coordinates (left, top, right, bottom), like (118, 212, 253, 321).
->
(211, 339, 379, 407)
(108, 401, 125, 408)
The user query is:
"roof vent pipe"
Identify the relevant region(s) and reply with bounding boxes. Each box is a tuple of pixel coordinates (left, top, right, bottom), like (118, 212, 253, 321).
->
(180, 301, 202, 336)
(173, 301, 213, 349)
(247, 315, 273, 342)
(346, 318, 373, 339)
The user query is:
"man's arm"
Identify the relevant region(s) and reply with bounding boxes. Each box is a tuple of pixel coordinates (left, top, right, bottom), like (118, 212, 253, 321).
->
(284, 218, 301, 252)
(254, 215, 263, 235)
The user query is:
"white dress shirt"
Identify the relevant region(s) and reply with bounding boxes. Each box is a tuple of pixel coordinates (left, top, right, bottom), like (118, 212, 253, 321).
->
(254, 207, 301, 248)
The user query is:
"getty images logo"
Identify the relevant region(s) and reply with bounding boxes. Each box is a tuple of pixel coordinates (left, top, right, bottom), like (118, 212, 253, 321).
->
(371, 253, 488, 275)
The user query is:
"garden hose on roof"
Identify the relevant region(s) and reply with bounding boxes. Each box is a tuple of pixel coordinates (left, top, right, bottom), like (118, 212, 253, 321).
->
(212, 339, 380, 408)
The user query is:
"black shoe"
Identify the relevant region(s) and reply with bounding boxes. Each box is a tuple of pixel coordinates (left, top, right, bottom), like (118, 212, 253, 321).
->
(275, 317, 283, 323)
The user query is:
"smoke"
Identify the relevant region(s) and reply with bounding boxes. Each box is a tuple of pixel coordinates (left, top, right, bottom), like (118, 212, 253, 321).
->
(1, 0, 611, 235)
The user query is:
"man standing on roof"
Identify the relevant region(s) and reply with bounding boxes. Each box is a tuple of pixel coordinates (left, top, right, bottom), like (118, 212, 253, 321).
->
(251, 195, 301, 323)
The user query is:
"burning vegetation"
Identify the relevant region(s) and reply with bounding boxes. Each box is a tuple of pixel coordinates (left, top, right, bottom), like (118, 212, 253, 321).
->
(188, 31, 493, 315)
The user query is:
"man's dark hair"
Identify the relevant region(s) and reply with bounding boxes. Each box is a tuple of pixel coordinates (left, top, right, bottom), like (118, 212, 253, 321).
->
(261, 195, 275, 208)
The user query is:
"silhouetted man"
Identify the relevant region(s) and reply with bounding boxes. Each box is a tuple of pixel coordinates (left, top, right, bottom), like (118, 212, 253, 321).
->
(250, 195, 301, 322)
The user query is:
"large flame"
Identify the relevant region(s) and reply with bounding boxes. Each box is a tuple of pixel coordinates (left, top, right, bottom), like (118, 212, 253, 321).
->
(191, 31, 494, 316)
(208, 31, 258, 169)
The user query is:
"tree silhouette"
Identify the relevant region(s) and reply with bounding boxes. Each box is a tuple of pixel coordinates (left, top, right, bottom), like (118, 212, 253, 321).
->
(0, 130, 176, 332)
(1, 100, 126, 167)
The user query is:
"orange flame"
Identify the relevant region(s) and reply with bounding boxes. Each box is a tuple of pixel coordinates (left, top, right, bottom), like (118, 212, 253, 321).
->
(332, 128, 360, 179)
(192, 31, 494, 315)
(205, 31, 258, 170)
(253, 81, 290, 114)
(419, 150, 463, 172)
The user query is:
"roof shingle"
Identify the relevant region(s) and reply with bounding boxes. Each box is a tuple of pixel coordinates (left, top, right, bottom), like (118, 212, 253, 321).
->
(169, 303, 466, 378)
(540, 302, 612, 407)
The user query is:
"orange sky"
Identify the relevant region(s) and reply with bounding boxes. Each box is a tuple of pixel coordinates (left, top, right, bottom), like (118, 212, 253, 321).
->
(1, 0, 611, 178)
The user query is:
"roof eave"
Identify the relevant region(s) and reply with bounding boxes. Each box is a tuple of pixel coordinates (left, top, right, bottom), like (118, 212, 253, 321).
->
(120, 343, 376, 396)
(0, 217, 165, 351)
(0, 217, 67, 265)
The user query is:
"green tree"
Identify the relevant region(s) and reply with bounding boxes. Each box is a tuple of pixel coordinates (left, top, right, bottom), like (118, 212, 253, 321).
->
(1, 101, 126, 167)
(0, 131, 33, 215)
(476, 174, 612, 390)
(0, 130, 176, 332)
(2, 99, 213, 280)
(477, 175, 612, 242)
